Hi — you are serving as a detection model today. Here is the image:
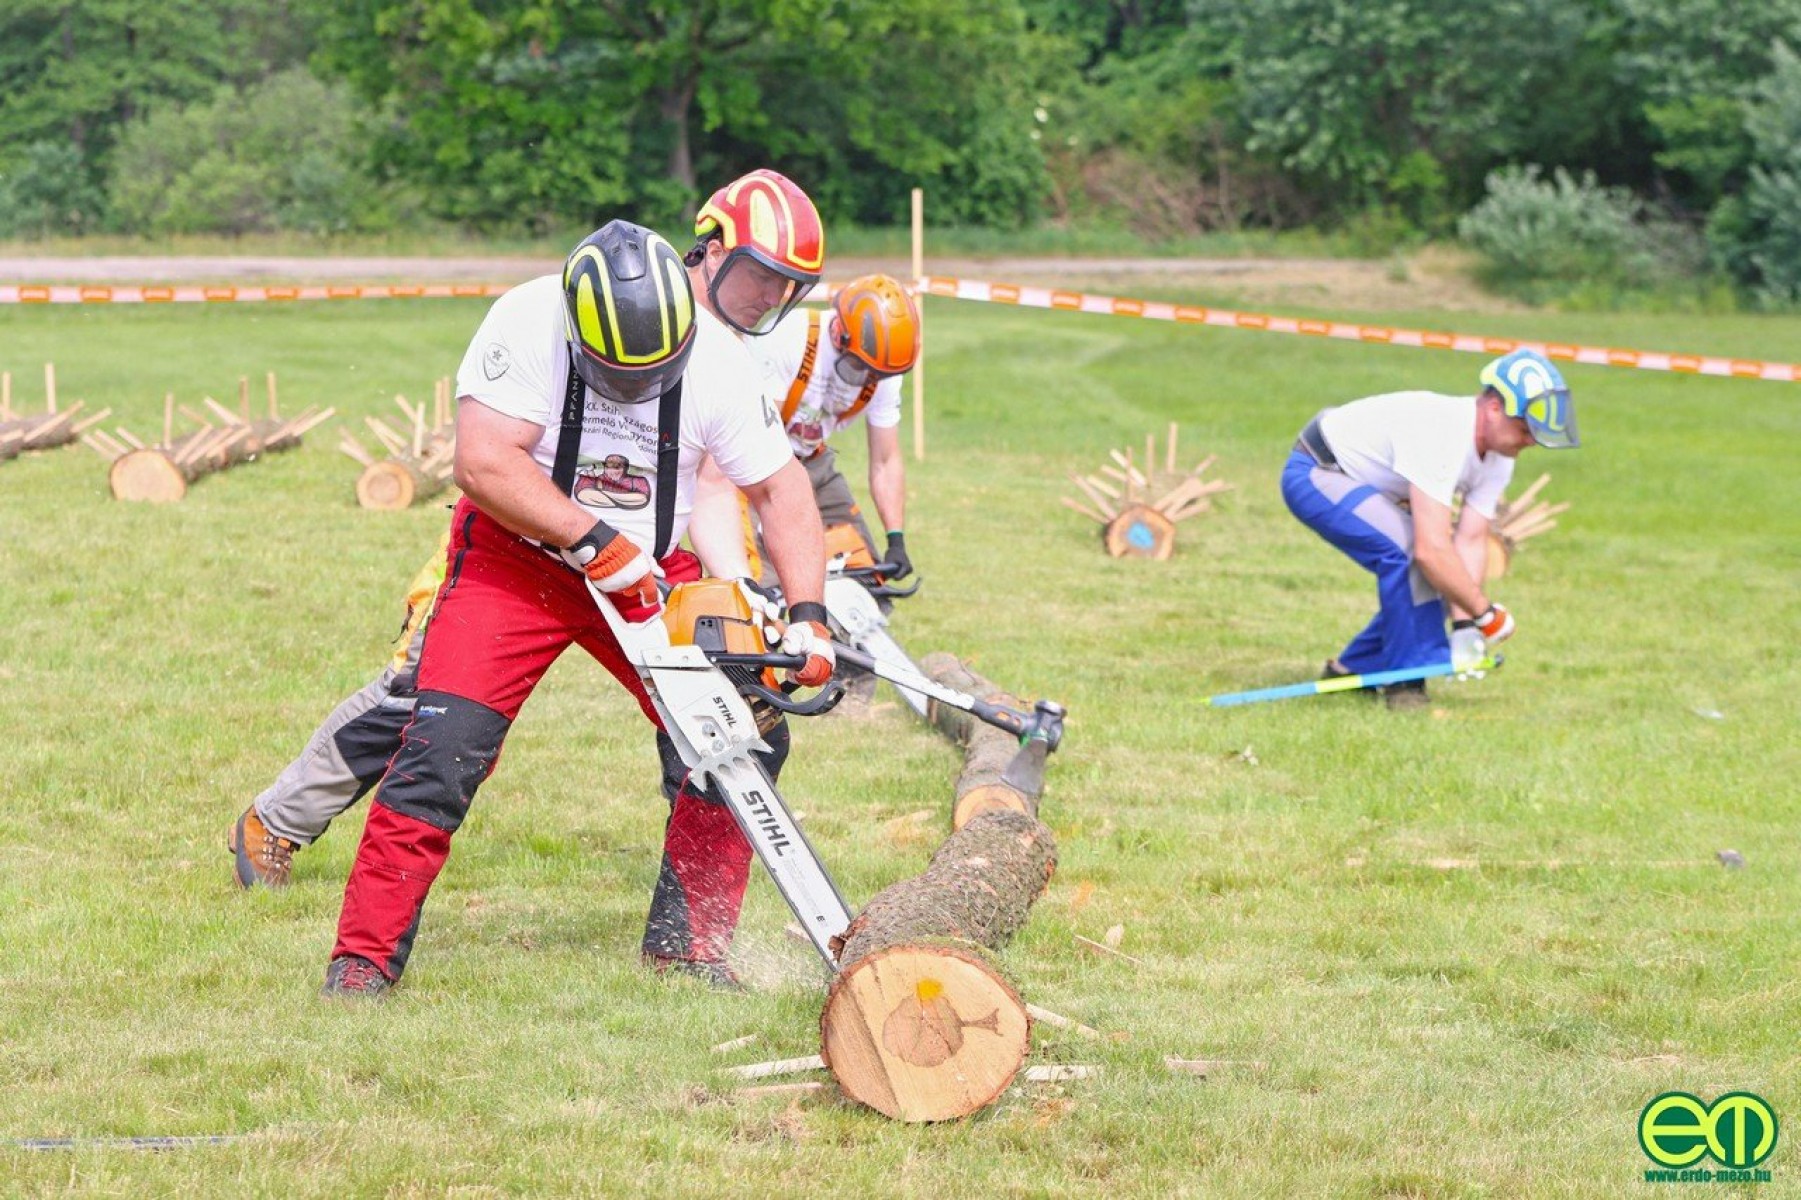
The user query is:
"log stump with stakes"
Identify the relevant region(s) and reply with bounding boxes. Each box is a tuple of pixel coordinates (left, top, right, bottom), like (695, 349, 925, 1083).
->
(1485, 473, 1569, 579)
(821, 809, 1057, 1122)
(1064, 423, 1230, 559)
(86, 379, 334, 502)
(344, 380, 457, 509)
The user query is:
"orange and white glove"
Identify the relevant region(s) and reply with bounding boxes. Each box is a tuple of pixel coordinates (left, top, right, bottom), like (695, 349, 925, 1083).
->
(779, 602, 836, 688)
(562, 520, 659, 620)
(1475, 602, 1515, 646)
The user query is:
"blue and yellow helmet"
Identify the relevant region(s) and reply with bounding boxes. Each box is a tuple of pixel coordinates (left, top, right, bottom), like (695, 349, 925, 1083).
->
(1480, 349, 1578, 448)
(562, 220, 695, 405)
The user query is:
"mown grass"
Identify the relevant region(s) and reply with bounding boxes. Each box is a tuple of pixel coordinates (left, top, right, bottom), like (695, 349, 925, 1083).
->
(1, 293, 1797, 1198)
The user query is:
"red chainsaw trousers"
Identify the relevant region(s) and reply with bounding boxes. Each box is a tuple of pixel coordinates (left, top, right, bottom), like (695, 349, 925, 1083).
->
(331, 498, 752, 981)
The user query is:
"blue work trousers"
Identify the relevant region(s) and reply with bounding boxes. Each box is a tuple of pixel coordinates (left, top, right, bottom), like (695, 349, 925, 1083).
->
(1280, 450, 1447, 674)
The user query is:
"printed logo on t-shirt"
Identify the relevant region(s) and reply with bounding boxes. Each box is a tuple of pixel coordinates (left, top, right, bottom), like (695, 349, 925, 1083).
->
(761, 394, 778, 428)
(572, 453, 651, 511)
(482, 342, 511, 381)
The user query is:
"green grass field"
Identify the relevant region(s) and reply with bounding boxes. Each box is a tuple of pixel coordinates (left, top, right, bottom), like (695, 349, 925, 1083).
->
(1, 291, 1797, 1197)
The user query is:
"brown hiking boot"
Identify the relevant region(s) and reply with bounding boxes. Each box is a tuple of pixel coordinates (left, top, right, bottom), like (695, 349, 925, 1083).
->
(227, 806, 297, 889)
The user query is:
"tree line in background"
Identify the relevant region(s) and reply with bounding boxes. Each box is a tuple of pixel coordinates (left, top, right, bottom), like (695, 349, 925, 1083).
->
(4, 0, 1801, 305)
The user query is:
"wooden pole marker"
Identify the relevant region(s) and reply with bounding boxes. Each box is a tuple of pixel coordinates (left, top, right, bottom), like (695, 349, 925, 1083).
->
(1067, 425, 1229, 559)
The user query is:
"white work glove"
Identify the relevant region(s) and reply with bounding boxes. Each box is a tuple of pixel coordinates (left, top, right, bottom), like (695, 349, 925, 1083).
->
(1450, 622, 1488, 676)
(734, 577, 785, 632)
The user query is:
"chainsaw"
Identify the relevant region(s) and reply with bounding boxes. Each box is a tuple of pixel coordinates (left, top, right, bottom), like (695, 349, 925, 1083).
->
(588, 575, 1066, 970)
(818, 523, 930, 716)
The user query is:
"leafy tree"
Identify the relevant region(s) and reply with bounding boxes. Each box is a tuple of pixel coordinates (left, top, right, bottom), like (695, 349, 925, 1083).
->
(1192, 0, 1590, 220)
(314, 0, 1055, 232)
(108, 69, 395, 235)
(1712, 41, 1801, 303)
(0, 0, 318, 169)
(0, 140, 106, 236)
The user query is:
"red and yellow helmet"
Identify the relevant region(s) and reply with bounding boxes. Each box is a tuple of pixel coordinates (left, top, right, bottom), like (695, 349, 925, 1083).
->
(831, 274, 920, 376)
(692, 169, 825, 335)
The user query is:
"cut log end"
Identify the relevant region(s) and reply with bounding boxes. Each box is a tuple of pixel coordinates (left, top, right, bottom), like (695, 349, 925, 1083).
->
(821, 944, 1030, 1122)
(110, 449, 189, 503)
(952, 782, 1033, 832)
(1485, 532, 1513, 580)
(1103, 503, 1176, 560)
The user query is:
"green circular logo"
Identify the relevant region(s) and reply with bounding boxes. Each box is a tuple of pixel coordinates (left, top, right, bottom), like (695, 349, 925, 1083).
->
(1640, 1091, 1779, 1171)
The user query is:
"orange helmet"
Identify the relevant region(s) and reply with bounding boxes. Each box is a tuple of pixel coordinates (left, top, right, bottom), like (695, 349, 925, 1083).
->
(831, 274, 920, 377)
(692, 168, 825, 335)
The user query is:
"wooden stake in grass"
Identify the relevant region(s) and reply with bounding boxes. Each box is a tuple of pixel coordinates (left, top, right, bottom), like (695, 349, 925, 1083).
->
(1068, 425, 1230, 560)
(44, 362, 56, 413)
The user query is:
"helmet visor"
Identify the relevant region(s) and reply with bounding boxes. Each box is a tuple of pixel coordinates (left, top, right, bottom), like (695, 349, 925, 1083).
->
(570, 339, 686, 406)
(1524, 387, 1579, 448)
(831, 351, 903, 387)
(709, 248, 816, 336)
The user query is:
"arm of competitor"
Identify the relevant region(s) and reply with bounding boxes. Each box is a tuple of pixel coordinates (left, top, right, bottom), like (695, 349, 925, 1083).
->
(1446, 505, 1495, 669)
(866, 422, 911, 578)
(688, 453, 756, 579)
(454, 398, 657, 612)
(742, 458, 830, 686)
(1408, 483, 1513, 648)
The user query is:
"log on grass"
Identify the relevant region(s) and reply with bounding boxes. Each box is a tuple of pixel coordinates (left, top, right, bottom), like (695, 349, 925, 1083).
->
(918, 651, 1042, 830)
(110, 426, 255, 502)
(821, 809, 1057, 1122)
(14, 404, 84, 452)
(355, 456, 449, 510)
(1103, 501, 1176, 560)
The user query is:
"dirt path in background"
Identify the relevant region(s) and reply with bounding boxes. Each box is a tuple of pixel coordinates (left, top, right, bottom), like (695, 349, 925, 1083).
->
(0, 248, 1513, 314)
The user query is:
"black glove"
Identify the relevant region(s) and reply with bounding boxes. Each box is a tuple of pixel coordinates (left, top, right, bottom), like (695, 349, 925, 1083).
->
(883, 530, 912, 580)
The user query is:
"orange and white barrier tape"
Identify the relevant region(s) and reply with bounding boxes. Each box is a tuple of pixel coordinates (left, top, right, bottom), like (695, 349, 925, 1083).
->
(920, 275, 1801, 384)
(0, 283, 513, 304)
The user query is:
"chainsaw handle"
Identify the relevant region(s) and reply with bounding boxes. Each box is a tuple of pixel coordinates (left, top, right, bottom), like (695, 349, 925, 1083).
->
(839, 565, 922, 599)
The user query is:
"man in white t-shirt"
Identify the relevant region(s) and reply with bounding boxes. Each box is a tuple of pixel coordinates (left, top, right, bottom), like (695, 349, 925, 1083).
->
(324, 209, 834, 997)
(705, 273, 921, 579)
(1280, 349, 1579, 708)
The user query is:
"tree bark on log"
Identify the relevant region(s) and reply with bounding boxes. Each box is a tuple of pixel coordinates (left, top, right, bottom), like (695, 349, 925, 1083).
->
(821, 810, 1057, 1122)
(918, 651, 1042, 830)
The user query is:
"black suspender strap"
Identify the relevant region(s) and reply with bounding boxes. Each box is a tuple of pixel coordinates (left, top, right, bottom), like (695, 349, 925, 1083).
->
(653, 378, 682, 561)
(551, 359, 586, 498)
(553, 357, 683, 562)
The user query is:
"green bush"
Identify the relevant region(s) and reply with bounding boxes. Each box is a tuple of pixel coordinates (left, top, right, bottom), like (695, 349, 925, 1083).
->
(1459, 164, 1714, 306)
(0, 141, 106, 238)
(108, 69, 401, 236)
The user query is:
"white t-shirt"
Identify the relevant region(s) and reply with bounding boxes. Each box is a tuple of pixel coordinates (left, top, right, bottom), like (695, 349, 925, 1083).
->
(748, 307, 903, 457)
(454, 275, 793, 554)
(1318, 391, 1514, 517)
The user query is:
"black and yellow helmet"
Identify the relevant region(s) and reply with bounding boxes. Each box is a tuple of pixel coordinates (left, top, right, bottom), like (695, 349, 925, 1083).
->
(562, 220, 696, 405)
